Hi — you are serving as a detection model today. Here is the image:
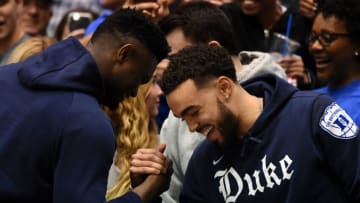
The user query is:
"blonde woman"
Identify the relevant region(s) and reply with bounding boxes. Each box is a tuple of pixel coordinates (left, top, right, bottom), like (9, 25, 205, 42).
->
(6, 36, 56, 64)
(105, 73, 163, 200)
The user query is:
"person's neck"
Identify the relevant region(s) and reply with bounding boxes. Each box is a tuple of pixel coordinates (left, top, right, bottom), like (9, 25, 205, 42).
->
(231, 87, 263, 139)
(0, 27, 25, 53)
(328, 68, 360, 89)
(231, 55, 243, 74)
(257, 3, 283, 30)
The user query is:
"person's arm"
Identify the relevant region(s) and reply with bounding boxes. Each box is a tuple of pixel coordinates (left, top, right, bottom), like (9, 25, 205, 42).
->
(53, 113, 120, 202)
(159, 111, 206, 203)
(159, 112, 184, 203)
(278, 55, 316, 89)
(54, 112, 145, 203)
(313, 95, 360, 201)
(129, 144, 173, 203)
(179, 143, 208, 203)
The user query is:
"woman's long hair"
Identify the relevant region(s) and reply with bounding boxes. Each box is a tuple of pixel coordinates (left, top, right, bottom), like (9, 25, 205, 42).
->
(6, 36, 55, 64)
(105, 78, 159, 200)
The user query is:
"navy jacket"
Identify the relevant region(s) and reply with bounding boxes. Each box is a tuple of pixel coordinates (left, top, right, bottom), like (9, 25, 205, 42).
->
(181, 74, 360, 202)
(0, 38, 142, 203)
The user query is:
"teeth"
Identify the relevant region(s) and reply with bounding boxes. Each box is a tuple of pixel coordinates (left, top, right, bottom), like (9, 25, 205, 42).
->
(317, 60, 329, 64)
(202, 126, 213, 136)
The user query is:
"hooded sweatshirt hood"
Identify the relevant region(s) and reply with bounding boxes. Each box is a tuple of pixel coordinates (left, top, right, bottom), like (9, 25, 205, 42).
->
(224, 74, 298, 158)
(242, 74, 297, 134)
(17, 37, 103, 100)
(237, 51, 287, 83)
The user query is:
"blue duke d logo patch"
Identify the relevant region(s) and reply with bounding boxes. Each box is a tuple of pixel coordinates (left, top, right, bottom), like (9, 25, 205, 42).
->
(320, 103, 358, 139)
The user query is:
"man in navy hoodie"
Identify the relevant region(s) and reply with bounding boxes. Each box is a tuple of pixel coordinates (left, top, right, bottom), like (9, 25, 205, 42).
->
(0, 9, 171, 203)
(159, 45, 360, 202)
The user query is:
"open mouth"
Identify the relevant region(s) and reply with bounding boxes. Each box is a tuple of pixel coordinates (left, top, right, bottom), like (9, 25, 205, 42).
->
(200, 125, 215, 138)
(315, 58, 331, 69)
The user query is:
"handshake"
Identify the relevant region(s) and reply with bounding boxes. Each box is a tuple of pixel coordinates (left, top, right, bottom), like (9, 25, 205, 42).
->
(129, 143, 173, 203)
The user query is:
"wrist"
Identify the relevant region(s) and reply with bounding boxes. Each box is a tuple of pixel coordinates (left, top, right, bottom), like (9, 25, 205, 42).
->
(132, 179, 157, 203)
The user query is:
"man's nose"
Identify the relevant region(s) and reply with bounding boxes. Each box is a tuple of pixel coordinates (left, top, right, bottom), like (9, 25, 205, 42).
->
(186, 119, 199, 133)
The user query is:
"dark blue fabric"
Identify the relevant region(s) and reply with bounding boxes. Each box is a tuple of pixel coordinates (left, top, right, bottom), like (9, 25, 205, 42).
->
(181, 74, 360, 203)
(0, 38, 142, 203)
(156, 95, 170, 130)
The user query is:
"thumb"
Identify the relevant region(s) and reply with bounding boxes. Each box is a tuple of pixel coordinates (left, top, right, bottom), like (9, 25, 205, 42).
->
(157, 143, 166, 153)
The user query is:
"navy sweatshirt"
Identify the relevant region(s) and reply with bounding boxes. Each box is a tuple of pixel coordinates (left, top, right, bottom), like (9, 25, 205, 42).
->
(0, 38, 142, 203)
(181, 74, 360, 203)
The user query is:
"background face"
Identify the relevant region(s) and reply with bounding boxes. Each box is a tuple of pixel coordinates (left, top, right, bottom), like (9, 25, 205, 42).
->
(166, 79, 225, 146)
(309, 13, 356, 85)
(166, 27, 193, 55)
(100, 0, 126, 10)
(106, 46, 157, 108)
(145, 80, 163, 118)
(19, 0, 52, 35)
(0, 0, 18, 41)
(239, 0, 276, 16)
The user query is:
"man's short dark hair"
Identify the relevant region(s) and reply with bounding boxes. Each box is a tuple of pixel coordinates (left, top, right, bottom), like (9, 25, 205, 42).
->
(161, 44, 237, 95)
(317, 0, 360, 44)
(91, 8, 170, 62)
(159, 1, 238, 55)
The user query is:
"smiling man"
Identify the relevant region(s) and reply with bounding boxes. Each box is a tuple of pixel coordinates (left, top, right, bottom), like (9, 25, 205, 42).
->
(161, 44, 360, 203)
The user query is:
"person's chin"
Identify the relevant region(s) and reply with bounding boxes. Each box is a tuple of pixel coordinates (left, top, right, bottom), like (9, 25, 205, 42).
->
(316, 71, 331, 85)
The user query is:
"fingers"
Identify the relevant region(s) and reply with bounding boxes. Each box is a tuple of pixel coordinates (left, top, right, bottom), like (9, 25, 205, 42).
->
(130, 144, 168, 175)
(65, 29, 86, 39)
(207, 0, 224, 7)
(278, 56, 306, 80)
(299, 0, 318, 19)
(130, 160, 164, 174)
(78, 34, 92, 46)
(157, 143, 166, 153)
(129, 1, 169, 21)
(131, 2, 159, 11)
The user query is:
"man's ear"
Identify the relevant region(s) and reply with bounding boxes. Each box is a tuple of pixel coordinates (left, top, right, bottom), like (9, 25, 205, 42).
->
(208, 40, 222, 48)
(116, 43, 135, 64)
(216, 76, 233, 101)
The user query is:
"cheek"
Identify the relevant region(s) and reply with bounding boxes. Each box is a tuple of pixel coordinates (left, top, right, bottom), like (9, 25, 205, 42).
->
(145, 97, 158, 117)
(201, 107, 219, 125)
(330, 47, 354, 67)
(145, 96, 152, 109)
(39, 11, 51, 21)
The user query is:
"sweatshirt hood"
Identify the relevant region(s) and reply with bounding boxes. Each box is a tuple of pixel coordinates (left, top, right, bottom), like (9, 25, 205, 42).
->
(17, 37, 103, 99)
(237, 51, 287, 83)
(242, 74, 297, 135)
(226, 74, 298, 158)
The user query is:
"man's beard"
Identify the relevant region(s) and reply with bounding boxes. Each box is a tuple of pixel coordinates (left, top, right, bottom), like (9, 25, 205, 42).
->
(216, 98, 241, 149)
